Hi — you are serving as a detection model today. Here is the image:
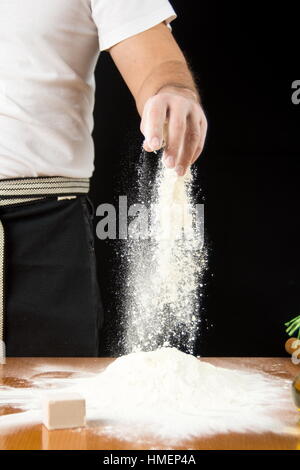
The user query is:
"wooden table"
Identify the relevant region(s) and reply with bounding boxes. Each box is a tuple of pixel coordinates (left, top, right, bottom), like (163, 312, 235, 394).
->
(0, 357, 299, 450)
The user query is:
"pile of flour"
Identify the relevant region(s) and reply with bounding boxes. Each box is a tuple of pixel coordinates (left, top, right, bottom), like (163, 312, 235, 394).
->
(123, 161, 207, 354)
(79, 348, 291, 441)
(0, 348, 293, 441)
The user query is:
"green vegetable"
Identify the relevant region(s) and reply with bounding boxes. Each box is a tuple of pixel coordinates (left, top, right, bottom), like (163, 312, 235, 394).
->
(285, 315, 300, 339)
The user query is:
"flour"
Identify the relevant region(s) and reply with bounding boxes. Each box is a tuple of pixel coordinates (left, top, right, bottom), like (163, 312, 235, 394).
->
(122, 160, 207, 354)
(0, 348, 293, 443)
(77, 347, 292, 441)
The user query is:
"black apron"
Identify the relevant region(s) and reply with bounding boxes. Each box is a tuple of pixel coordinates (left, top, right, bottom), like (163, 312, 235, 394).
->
(0, 177, 104, 357)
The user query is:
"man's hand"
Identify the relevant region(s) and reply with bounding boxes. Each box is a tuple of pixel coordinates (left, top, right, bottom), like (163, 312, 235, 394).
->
(108, 22, 207, 175)
(141, 85, 207, 175)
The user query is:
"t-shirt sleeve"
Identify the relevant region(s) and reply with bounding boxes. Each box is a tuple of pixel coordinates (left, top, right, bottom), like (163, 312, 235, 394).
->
(91, 0, 177, 52)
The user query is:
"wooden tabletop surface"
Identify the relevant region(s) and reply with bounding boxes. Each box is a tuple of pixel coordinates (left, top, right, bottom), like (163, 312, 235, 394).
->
(0, 357, 299, 450)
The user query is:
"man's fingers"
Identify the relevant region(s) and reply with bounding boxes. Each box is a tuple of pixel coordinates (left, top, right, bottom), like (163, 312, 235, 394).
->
(141, 96, 167, 151)
(191, 136, 205, 164)
(163, 106, 186, 170)
(176, 115, 202, 175)
(191, 116, 208, 164)
(143, 140, 153, 152)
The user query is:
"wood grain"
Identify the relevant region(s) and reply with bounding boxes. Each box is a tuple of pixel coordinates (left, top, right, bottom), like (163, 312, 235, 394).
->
(0, 357, 299, 450)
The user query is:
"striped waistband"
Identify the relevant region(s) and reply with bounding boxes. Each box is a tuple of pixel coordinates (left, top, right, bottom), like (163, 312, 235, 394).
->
(0, 176, 90, 203)
(0, 176, 90, 363)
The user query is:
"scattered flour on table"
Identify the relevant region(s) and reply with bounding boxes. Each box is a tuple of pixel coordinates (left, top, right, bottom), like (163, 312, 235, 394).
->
(0, 348, 294, 443)
(122, 162, 207, 354)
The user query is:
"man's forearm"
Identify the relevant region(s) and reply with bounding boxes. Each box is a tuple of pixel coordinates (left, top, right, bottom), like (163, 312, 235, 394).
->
(135, 59, 200, 115)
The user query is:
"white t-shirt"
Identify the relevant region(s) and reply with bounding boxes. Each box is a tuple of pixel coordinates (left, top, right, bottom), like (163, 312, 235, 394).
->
(0, 0, 176, 179)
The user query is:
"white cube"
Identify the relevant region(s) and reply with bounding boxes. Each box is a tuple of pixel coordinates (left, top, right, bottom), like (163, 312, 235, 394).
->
(42, 392, 86, 430)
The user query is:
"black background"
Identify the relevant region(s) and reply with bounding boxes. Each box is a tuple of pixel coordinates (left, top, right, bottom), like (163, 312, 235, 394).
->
(90, 1, 300, 357)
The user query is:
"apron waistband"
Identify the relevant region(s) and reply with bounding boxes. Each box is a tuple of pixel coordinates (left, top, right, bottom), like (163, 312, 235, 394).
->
(0, 176, 90, 362)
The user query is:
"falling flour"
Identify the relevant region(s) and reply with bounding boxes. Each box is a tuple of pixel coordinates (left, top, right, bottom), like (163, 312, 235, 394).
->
(0, 348, 294, 443)
(122, 159, 207, 354)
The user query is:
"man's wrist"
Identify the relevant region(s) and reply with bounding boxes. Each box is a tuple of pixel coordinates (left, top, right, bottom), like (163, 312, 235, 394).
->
(155, 83, 201, 104)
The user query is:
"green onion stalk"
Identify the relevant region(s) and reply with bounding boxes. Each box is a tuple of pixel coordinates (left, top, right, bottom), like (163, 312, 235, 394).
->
(285, 314, 300, 339)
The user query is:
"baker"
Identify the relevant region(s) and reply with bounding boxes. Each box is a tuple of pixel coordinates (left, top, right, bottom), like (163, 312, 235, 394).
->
(0, 0, 207, 358)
